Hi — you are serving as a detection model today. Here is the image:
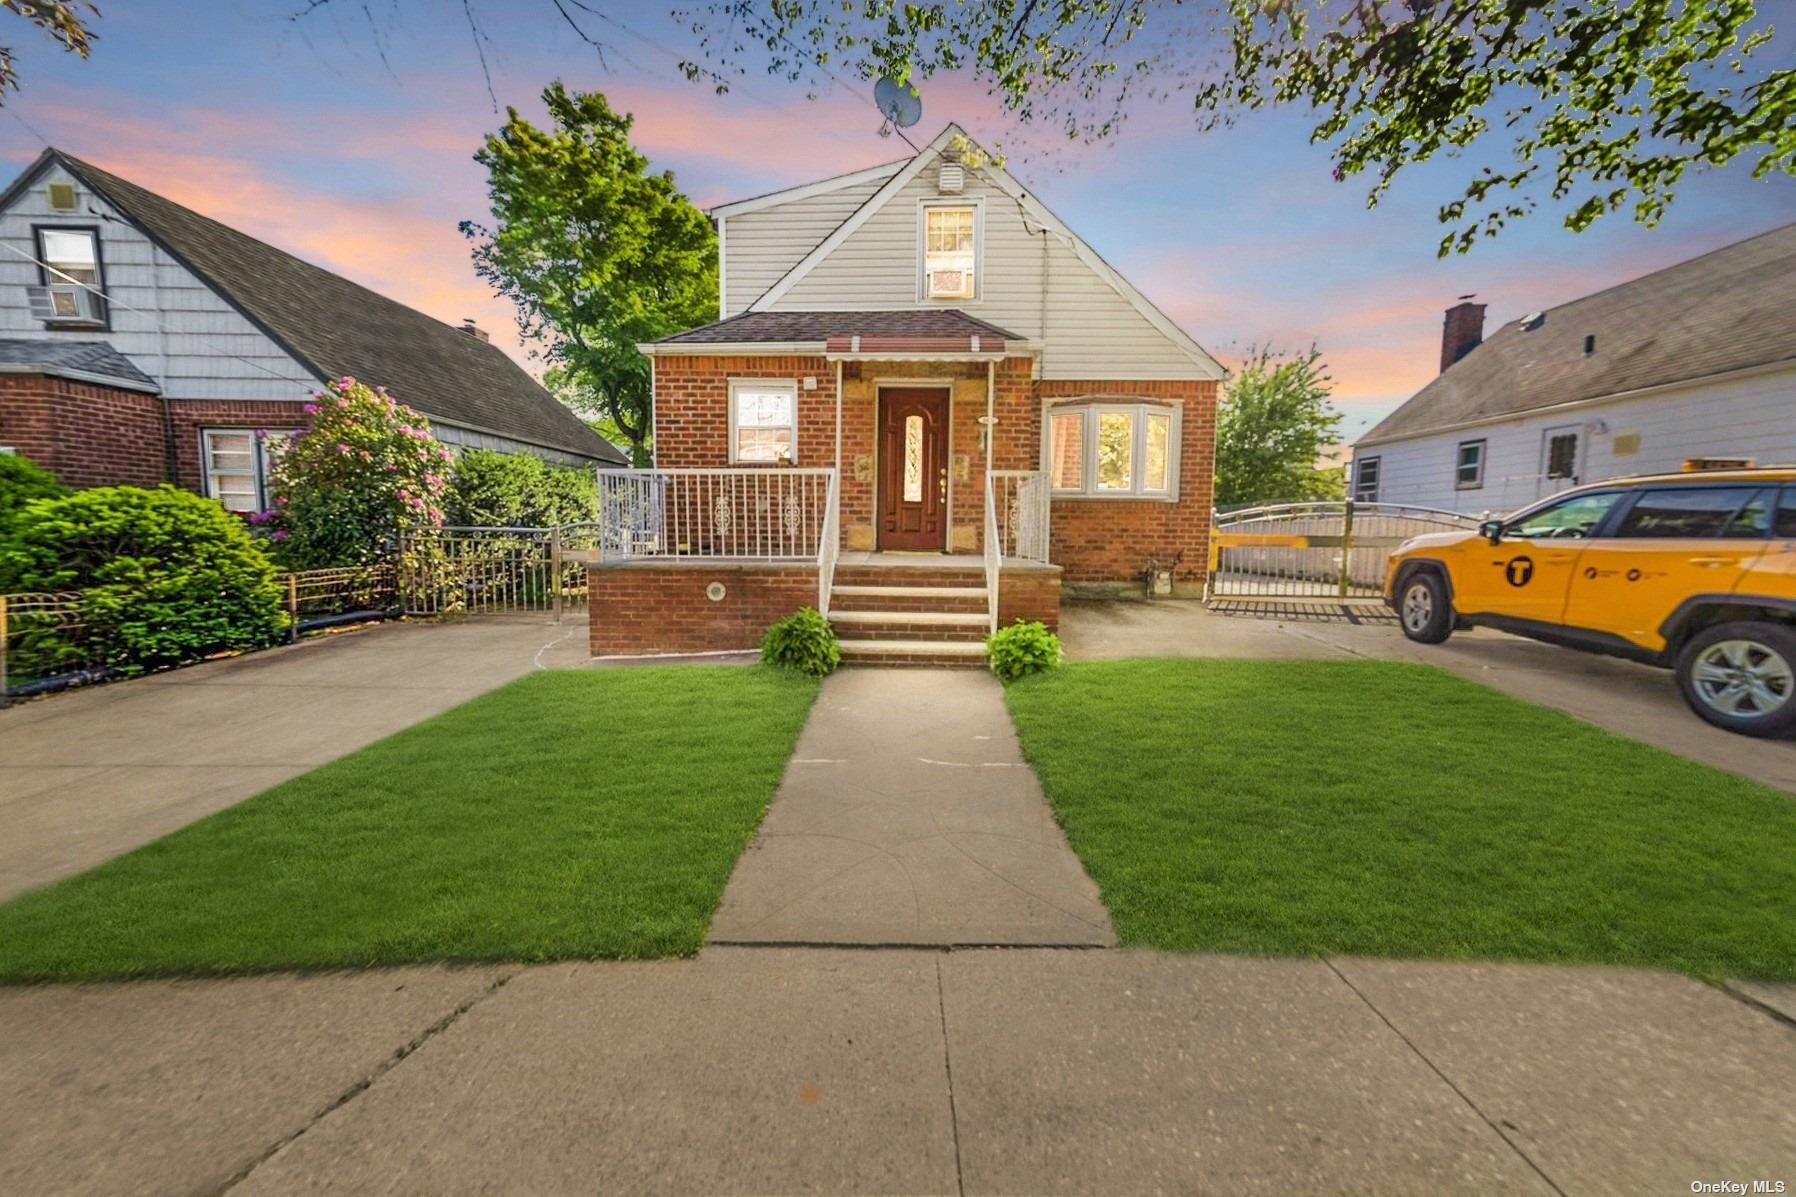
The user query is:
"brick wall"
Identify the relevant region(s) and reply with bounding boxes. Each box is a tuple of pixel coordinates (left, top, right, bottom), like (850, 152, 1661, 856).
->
(0, 374, 310, 498)
(652, 354, 838, 470)
(996, 565, 1062, 632)
(165, 400, 309, 494)
(0, 374, 166, 489)
(589, 562, 818, 656)
(1037, 378, 1219, 592)
(648, 354, 1218, 591)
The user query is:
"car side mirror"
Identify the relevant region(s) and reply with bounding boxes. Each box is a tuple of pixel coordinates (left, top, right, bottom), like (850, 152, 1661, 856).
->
(1479, 519, 1505, 545)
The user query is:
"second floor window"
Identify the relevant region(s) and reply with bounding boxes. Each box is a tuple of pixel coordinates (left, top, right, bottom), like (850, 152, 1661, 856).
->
(922, 204, 977, 300)
(33, 226, 106, 326)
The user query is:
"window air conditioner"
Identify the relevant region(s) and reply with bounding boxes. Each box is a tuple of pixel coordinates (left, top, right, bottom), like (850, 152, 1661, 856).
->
(928, 269, 973, 299)
(26, 283, 105, 325)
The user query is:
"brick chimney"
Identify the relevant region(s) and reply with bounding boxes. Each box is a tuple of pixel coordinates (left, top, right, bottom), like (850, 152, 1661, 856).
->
(458, 318, 490, 343)
(1440, 299, 1485, 373)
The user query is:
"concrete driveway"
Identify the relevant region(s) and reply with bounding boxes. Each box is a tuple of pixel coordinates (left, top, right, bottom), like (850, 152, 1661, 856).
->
(0, 617, 594, 901)
(1061, 598, 1796, 794)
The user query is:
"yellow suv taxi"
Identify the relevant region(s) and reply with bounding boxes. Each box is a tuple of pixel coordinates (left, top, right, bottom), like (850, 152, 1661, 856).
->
(1385, 467, 1796, 737)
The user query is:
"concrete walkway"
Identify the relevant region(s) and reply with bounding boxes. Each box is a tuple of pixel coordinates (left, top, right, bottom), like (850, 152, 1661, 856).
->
(0, 617, 593, 901)
(1062, 598, 1796, 794)
(3, 950, 1792, 1195)
(709, 669, 1115, 946)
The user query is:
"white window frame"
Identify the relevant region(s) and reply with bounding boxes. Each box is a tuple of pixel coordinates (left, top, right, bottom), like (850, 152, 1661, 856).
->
(916, 198, 984, 304)
(727, 378, 799, 464)
(1042, 400, 1180, 501)
(201, 428, 290, 513)
(1353, 456, 1381, 502)
(1454, 439, 1485, 490)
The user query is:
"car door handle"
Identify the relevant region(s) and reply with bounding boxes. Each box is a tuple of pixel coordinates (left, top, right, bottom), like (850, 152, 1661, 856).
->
(1689, 556, 1738, 567)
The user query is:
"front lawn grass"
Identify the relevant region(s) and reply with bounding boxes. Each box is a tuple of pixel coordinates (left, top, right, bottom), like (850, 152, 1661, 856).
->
(1006, 659, 1796, 980)
(0, 666, 818, 981)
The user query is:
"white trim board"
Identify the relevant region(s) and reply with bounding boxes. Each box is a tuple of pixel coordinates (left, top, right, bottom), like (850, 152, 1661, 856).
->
(748, 123, 1226, 381)
(708, 160, 909, 218)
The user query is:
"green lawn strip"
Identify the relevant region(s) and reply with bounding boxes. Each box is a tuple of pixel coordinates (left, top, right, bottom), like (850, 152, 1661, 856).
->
(1006, 658, 1796, 981)
(0, 666, 819, 981)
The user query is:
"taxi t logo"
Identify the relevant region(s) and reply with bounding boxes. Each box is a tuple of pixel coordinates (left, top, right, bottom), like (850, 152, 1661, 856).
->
(1505, 556, 1535, 587)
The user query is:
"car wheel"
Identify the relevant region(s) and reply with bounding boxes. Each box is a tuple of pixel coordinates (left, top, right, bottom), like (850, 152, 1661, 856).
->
(1398, 571, 1453, 644)
(1675, 621, 1796, 737)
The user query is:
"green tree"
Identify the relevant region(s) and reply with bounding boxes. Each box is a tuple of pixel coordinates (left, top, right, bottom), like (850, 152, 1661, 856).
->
(1214, 348, 1345, 507)
(462, 85, 717, 460)
(673, 0, 1792, 254)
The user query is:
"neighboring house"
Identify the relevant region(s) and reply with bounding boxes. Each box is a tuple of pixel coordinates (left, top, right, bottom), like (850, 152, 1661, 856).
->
(1352, 222, 1796, 515)
(0, 148, 625, 509)
(593, 123, 1224, 662)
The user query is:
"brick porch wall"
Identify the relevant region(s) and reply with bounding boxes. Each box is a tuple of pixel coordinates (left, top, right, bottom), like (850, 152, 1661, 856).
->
(996, 565, 1062, 632)
(589, 562, 817, 656)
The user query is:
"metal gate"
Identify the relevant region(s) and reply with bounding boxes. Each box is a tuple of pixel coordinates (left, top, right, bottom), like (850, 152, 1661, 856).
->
(1207, 502, 1482, 601)
(399, 524, 602, 619)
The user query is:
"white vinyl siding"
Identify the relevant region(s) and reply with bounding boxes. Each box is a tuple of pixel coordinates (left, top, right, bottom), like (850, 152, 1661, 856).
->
(720, 170, 899, 317)
(1351, 364, 1796, 515)
(761, 156, 1208, 380)
(0, 163, 314, 401)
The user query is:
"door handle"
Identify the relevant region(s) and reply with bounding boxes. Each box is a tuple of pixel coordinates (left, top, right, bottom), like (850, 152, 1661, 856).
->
(938, 467, 947, 502)
(1689, 556, 1737, 567)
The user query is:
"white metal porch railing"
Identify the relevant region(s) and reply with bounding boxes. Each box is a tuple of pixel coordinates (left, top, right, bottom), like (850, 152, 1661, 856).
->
(983, 472, 1003, 634)
(991, 470, 1051, 563)
(596, 468, 837, 563)
(817, 469, 840, 615)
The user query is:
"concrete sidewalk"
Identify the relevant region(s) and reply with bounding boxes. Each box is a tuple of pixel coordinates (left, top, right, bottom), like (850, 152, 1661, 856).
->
(1061, 599, 1796, 793)
(4, 949, 1792, 1195)
(0, 617, 593, 901)
(707, 669, 1115, 947)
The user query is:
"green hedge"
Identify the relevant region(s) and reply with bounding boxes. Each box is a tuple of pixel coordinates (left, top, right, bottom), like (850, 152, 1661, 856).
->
(0, 452, 67, 538)
(0, 485, 286, 680)
(446, 449, 598, 528)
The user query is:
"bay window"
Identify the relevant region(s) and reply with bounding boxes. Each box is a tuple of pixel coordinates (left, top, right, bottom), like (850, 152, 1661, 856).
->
(1046, 403, 1178, 498)
(729, 379, 797, 463)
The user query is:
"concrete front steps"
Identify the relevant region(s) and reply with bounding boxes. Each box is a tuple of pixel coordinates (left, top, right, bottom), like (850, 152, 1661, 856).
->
(829, 560, 992, 667)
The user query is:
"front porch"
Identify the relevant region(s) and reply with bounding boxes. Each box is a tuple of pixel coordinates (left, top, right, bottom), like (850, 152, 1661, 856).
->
(586, 466, 1059, 663)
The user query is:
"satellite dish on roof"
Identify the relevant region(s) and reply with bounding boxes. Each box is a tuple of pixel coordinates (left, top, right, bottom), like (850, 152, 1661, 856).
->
(874, 76, 922, 137)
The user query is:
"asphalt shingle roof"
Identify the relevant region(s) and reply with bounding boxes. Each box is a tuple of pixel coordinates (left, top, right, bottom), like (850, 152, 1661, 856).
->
(0, 337, 159, 390)
(34, 151, 625, 464)
(656, 308, 1024, 345)
(1360, 222, 1796, 445)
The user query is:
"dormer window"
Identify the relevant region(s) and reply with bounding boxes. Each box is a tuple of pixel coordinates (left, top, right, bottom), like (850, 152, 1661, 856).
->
(920, 202, 978, 301)
(28, 226, 106, 328)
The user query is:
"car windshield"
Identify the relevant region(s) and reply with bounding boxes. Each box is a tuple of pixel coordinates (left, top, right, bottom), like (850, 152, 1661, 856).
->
(1505, 491, 1621, 540)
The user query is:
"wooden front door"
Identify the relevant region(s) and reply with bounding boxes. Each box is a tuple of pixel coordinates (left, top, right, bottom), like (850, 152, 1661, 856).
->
(877, 388, 950, 551)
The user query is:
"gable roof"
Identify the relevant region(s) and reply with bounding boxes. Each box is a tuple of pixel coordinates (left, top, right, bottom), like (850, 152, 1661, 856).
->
(0, 337, 159, 392)
(745, 124, 1225, 380)
(5, 149, 626, 464)
(650, 308, 1022, 347)
(1359, 221, 1796, 447)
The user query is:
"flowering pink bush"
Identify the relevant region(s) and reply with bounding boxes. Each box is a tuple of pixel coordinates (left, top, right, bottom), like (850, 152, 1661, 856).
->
(262, 378, 451, 568)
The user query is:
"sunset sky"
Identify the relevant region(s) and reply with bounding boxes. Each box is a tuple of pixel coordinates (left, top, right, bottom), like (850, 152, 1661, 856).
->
(5, 1, 1793, 437)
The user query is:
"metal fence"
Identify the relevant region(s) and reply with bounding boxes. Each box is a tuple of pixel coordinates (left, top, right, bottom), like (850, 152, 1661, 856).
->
(1207, 501, 1483, 601)
(2, 565, 402, 701)
(398, 525, 598, 618)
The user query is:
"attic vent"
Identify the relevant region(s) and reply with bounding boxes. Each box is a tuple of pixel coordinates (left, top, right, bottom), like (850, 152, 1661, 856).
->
(937, 163, 965, 194)
(46, 182, 77, 211)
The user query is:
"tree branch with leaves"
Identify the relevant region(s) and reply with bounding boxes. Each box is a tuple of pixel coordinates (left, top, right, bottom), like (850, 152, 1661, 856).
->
(460, 84, 717, 462)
